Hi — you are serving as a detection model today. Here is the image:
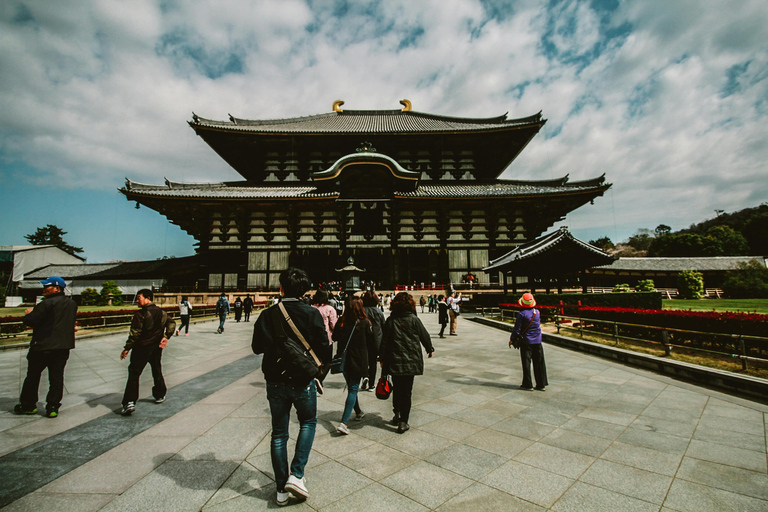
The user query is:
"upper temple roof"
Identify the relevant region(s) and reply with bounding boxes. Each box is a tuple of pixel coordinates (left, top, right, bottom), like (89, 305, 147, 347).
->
(189, 109, 544, 134)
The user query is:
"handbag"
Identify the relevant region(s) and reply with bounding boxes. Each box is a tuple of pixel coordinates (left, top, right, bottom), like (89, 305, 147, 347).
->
(276, 303, 322, 383)
(330, 323, 356, 374)
(511, 309, 538, 349)
(375, 375, 393, 400)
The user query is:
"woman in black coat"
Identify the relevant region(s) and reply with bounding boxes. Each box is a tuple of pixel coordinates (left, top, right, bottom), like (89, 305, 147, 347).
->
(437, 294, 449, 338)
(380, 292, 434, 433)
(332, 296, 372, 435)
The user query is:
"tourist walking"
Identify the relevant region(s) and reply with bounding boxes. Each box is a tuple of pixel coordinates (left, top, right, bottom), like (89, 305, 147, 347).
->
(120, 289, 176, 416)
(14, 276, 77, 418)
(215, 293, 230, 333)
(419, 295, 426, 313)
(380, 292, 434, 434)
(234, 296, 243, 322)
(437, 294, 449, 338)
(447, 291, 459, 335)
(362, 290, 384, 391)
(333, 296, 372, 435)
(177, 296, 192, 336)
(252, 267, 330, 506)
(243, 294, 254, 322)
(312, 288, 337, 391)
(510, 293, 548, 391)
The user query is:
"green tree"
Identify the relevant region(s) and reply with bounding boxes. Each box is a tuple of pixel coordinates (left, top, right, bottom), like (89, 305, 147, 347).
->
(677, 270, 704, 299)
(25, 224, 83, 256)
(742, 212, 768, 254)
(80, 288, 100, 306)
(612, 283, 631, 293)
(704, 225, 749, 256)
(588, 236, 614, 252)
(722, 260, 768, 298)
(100, 281, 123, 306)
(635, 279, 655, 292)
(626, 229, 654, 252)
(654, 224, 671, 237)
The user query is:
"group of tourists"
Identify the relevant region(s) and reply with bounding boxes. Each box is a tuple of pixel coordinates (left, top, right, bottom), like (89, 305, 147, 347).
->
(13, 270, 547, 508)
(213, 293, 255, 334)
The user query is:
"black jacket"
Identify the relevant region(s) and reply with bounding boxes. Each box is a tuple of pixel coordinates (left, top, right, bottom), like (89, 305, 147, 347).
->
(252, 298, 330, 384)
(333, 318, 372, 379)
(124, 303, 176, 351)
(364, 306, 384, 351)
(437, 301, 449, 324)
(381, 311, 434, 376)
(23, 292, 77, 351)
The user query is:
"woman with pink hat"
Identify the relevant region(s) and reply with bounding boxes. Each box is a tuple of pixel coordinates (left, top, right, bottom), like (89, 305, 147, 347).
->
(509, 293, 548, 391)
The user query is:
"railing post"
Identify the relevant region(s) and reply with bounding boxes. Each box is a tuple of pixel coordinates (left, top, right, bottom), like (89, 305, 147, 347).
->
(662, 329, 671, 356)
(556, 315, 561, 334)
(739, 335, 747, 370)
(614, 322, 619, 346)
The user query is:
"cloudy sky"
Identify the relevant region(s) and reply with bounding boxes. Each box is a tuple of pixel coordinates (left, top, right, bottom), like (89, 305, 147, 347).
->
(1, 0, 766, 263)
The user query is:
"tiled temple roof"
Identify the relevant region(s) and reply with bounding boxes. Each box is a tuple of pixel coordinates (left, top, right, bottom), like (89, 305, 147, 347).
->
(122, 175, 609, 200)
(189, 109, 544, 134)
(594, 256, 767, 272)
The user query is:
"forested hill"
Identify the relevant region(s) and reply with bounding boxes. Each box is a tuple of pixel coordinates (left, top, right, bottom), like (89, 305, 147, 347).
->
(682, 204, 768, 236)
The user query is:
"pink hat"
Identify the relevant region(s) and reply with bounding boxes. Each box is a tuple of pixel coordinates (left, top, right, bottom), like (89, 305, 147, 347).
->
(518, 293, 536, 308)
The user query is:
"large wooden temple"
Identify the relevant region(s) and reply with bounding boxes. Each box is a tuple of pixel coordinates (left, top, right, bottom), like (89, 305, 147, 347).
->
(121, 100, 611, 291)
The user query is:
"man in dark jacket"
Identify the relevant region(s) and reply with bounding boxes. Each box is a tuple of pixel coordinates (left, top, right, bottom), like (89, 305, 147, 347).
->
(120, 289, 176, 416)
(252, 267, 330, 506)
(15, 276, 77, 418)
(242, 294, 254, 322)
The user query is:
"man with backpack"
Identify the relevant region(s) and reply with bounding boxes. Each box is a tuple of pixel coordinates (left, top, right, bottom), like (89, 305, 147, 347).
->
(252, 267, 330, 506)
(215, 293, 230, 334)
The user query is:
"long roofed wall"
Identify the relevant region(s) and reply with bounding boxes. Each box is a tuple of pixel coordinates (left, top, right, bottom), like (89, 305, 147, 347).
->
(122, 102, 610, 289)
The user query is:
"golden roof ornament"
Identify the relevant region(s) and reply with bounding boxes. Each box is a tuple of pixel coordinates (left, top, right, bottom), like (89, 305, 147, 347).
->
(400, 99, 412, 112)
(332, 100, 345, 112)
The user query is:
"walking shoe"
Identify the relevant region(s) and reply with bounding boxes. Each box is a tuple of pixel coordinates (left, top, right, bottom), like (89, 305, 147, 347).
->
(45, 405, 59, 418)
(390, 413, 400, 426)
(314, 378, 323, 395)
(519, 385, 534, 391)
(450, 333, 458, 336)
(276, 490, 290, 506)
(354, 411, 366, 421)
(535, 386, 546, 391)
(360, 377, 369, 391)
(175, 329, 180, 336)
(285, 475, 309, 500)
(154, 396, 166, 404)
(397, 422, 410, 434)
(121, 402, 135, 416)
(13, 404, 37, 415)
(184, 333, 189, 336)
(337, 422, 350, 435)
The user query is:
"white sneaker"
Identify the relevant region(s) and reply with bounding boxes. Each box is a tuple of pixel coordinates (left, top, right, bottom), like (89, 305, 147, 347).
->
(285, 475, 309, 500)
(354, 411, 366, 421)
(154, 396, 166, 404)
(121, 402, 135, 416)
(337, 422, 350, 435)
(276, 490, 290, 506)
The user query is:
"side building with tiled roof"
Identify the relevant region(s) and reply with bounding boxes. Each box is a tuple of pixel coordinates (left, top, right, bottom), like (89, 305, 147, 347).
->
(121, 101, 611, 290)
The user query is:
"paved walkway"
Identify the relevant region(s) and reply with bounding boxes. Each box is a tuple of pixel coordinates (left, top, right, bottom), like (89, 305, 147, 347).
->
(0, 312, 766, 511)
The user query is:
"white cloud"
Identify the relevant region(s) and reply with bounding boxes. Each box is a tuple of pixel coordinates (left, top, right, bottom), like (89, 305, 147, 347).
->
(0, 0, 766, 257)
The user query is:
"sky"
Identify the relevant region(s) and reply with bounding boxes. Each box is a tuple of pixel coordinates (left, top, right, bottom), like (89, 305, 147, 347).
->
(1, 0, 766, 263)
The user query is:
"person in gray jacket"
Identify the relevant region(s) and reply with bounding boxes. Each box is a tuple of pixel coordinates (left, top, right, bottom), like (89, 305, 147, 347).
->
(361, 290, 384, 391)
(380, 292, 434, 433)
(15, 276, 77, 418)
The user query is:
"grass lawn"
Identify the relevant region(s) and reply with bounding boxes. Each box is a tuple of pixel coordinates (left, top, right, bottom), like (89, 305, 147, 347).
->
(663, 298, 768, 314)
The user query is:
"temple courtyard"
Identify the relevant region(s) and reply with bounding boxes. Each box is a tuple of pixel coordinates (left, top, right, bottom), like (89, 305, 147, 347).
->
(0, 312, 766, 511)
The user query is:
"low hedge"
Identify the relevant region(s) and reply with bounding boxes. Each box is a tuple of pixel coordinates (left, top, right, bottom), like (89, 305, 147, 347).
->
(476, 292, 662, 310)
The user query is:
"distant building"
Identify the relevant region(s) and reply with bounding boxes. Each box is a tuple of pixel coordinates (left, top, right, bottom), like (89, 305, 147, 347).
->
(121, 100, 610, 290)
(1, 245, 84, 305)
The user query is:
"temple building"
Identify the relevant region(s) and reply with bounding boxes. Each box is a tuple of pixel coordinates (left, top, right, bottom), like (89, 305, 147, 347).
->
(121, 100, 611, 291)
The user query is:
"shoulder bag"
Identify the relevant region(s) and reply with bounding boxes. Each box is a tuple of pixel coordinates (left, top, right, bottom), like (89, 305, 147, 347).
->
(330, 322, 356, 374)
(276, 303, 322, 383)
(511, 309, 538, 349)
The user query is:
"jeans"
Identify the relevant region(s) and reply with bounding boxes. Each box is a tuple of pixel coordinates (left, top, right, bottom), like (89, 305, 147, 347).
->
(267, 380, 317, 491)
(180, 314, 190, 334)
(391, 375, 415, 423)
(122, 343, 166, 405)
(20, 349, 70, 410)
(520, 343, 548, 389)
(218, 313, 227, 331)
(340, 373, 362, 424)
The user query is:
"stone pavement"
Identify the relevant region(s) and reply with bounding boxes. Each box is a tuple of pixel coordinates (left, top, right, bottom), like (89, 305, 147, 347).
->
(0, 312, 766, 511)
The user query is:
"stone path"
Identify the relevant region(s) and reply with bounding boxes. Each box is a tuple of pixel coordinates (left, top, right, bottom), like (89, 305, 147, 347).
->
(0, 312, 766, 511)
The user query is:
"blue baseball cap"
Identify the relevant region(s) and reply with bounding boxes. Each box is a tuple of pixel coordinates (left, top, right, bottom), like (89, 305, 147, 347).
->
(39, 276, 66, 288)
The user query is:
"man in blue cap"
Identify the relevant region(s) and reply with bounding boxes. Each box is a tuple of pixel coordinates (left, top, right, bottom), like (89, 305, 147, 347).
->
(14, 276, 78, 418)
